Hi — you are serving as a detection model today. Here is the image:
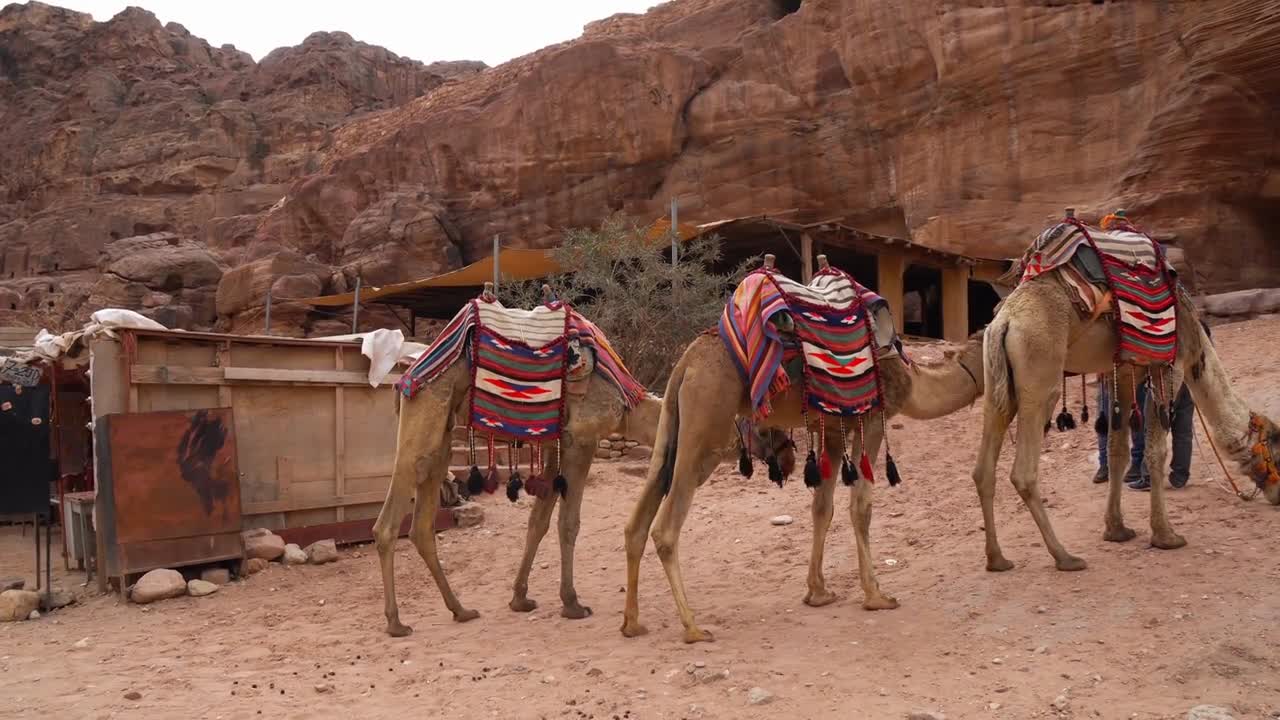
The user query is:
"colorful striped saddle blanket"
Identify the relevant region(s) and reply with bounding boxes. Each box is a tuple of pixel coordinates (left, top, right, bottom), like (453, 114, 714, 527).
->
(719, 267, 897, 419)
(1014, 218, 1178, 365)
(395, 296, 646, 442)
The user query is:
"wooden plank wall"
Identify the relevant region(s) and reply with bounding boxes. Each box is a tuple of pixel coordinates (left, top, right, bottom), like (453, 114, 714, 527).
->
(95, 332, 402, 533)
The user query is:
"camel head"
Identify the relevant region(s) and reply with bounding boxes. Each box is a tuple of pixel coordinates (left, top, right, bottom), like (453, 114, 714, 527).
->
(1244, 413, 1280, 505)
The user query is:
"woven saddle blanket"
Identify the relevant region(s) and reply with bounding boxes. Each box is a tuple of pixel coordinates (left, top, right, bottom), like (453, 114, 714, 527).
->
(719, 267, 898, 419)
(1013, 219, 1178, 365)
(395, 297, 646, 441)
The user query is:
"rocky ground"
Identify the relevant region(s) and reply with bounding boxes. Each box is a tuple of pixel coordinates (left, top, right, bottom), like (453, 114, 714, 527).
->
(2, 316, 1280, 719)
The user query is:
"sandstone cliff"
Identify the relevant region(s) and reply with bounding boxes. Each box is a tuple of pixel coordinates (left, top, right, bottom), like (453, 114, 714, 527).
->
(3, 0, 1277, 334)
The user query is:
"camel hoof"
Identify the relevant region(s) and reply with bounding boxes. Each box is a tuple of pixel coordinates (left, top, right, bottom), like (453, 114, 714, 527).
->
(986, 557, 1015, 572)
(1151, 533, 1187, 550)
(803, 589, 839, 608)
(1104, 526, 1137, 543)
(509, 597, 538, 613)
(1055, 555, 1088, 572)
(620, 620, 649, 638)
(452, 608, 481, 623)
(561, 604, 593, 620)
(863, 595, 899, 611)
(386, 622, 413, 638)
(682, 627, 715, 644)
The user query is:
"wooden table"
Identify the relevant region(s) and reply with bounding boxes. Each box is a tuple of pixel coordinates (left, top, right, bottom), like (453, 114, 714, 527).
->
(61, 491, 96, 586)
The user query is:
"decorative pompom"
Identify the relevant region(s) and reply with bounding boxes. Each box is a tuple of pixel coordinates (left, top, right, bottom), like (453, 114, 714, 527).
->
(483, 466, 500, 494)
(506, 472, 524, 503)
(1110, 403, 1122, 432)
(803, 450, 821, 488)
(886, 454, 902, 487)
(738, 446, 754, 478)
(553, 474, 568, 497)
(524, 474, 548, 499)
(841, 456, 855, 486)
(859, 452, 874, 484)
(767, 455, 784, 486)
(1128, 402, 1143, 434)
(466, 465, 484, 496)
(1094, 412, 1108, 436)
(1081, 404, 1090, 424)
(1055, 410, 1076, 432)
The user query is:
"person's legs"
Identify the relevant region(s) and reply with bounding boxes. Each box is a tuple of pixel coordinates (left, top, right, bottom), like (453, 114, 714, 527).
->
(1094, 380, 1109, 483)
(1126, 381, 1150, 488)
(1169, 383, 1193, 488)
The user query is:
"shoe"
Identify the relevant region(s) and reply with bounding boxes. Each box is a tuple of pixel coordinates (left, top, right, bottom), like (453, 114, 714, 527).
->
(1170, 475, 1189, 489)
(1127, 476, 1151, 491)
(1093, 466, 1109, 484)
(1123, 464, 1144, 484)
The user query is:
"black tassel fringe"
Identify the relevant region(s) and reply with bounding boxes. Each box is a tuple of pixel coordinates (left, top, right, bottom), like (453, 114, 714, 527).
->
(1055, 410, 1076, 432)
(506, 472, 523, 502)
(466, 465, 484, 496)
(840, 456, 855, 486)
(766, 455, 783, 486)
(1081, 404, 1089, 424)
(1094, 412, 1108, 435)
(803, 450, 821, 488)
(886, 454, 902, 487)
(738, 446, 754, 478)
(1110, 403, 1122, 433)
(553, 474, 568, 497)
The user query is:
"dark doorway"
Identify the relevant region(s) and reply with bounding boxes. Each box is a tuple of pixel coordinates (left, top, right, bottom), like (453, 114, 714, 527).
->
(968, 281, 1001, 334)
(903, 264, 943, 339)
(0, 383, 54, 515)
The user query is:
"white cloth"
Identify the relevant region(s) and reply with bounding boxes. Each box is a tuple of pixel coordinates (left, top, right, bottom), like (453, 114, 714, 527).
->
(312, 329, 428, 387)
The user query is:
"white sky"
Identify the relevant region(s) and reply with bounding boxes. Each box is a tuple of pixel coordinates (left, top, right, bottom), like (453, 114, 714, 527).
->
(43, 0, 659, 66)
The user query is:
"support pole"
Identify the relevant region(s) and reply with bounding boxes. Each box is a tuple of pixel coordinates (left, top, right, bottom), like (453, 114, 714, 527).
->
(264, 286, 272, 336)
(801, 233, 814, 283)
(352, 276, 361, 333)
(493, 234, 501, 294)
(670, 197, 679, 267)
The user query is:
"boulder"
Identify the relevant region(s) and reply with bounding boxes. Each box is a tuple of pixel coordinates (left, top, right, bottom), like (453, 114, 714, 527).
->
(130, 569, 187, 604)
(241, 528, 286, 561)
(282, 543, 308, 565)
(0, 589, 41, 622)
(200, 568, 231, 585)
(1187, 706, 1237, 720)
(186, 579, 220, 597)
(594, 448, 613, 460)
(242, 557, 269, 575)
(305, 539, 339, 564)
(1200, 288, 1280, 318)
(0, 577, 24, 592)
(626, 445, 653, 460)
(451, 502, 484, 528)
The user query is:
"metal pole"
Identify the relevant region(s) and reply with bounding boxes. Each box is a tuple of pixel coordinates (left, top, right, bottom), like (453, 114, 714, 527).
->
(352, 276, 361, 333)
(264, 286, 272, 336)
(670, 197, 679, 266)
(492, 234, 501, 294)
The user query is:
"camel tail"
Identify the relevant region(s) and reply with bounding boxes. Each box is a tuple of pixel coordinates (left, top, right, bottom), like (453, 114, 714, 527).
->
(984, 313, 1015, 419)
(654, 364, 685, 498)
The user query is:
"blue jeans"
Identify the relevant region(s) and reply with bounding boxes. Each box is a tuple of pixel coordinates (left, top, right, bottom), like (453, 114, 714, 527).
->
(1096, 380, 1147, 474)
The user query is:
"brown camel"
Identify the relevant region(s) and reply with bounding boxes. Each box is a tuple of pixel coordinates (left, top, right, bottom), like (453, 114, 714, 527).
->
(621, 258, 987, 643)
(974, 268, 1280, 575)
(372, 289, 796, 638)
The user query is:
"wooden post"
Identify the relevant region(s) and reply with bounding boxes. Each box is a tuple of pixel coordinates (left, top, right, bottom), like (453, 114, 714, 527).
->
(334, 346, 346, 523)
(1065, 207, 1075, 219)
(670, 197, 679, 267)
(763, 253, 776, 269)
(264, 286, 272, 336)
(492, 235, 501, 294)
(876, 252, 906, 334)
(941, 264, 970, 343)
(801, 233, 814, 283)
(351, 276, 361, 333)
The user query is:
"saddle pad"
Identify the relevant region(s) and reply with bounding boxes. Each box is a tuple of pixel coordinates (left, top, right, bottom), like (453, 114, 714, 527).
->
(395, 301, 477, 397)
(1019, 222, 1162, 284)
(469, 326, 568, 440)
(1105, 254, 1177, 364)
(719, 267, 885, 419)
(474, 300, 568, 347)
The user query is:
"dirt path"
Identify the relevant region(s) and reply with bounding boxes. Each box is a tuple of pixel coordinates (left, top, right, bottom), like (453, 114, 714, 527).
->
(3, 318, 1280, 720)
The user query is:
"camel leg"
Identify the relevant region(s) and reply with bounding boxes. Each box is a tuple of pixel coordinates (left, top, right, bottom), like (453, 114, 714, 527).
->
(803, 443, 840, 608)
(1009, 391, 1087, 571)
(373, 466, 418, 637)
(556, 445, 596, 619)
(1146, 382, 1186, 549)
(1103, 392, 1137, 542)
(651, 443, 723, 644)
(409, 464, 480, 623)
(849, 421, 898, 609)
(621, 458, 665, 638)
(508, 490, 558, 613)
(972, 396, 1015, 571)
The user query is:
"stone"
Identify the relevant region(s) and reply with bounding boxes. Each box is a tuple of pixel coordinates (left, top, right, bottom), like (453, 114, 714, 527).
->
(626, 445, 653, 459)
(305, 539, 339, 564)
(73, 637, 91, 649)
(610, 441, 628, 451)
(130, 569, 187, 604)
(242, 529, 286, 561)
(41, 587, 75, 610)
(201, 568, 231, 585)
(746, 687, 774, 706)
(187, 579, 220, 597)
(282, 543, 309, 565)
(594, 448, 613, 460)
(243, 557, 269, 575)
(1201, 289, 1280, 318)
(608, 433, 624, 442)
(451, 502, 485, 528)
(0, 577, 24, 592)
(27, 610, 40, 620)
(608, 450, 624, 459)
(1052, 695, 1070, 712)
(770, 515, 794, 526)
(124, 691, 142, 701)
(1187, 706, 1236, 720)
(598, 439, 612, 450)
(314, 683, 333, 694)
(907, 713, 946, 720)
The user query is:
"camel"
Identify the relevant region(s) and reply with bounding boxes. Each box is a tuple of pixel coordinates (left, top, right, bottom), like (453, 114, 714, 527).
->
(372, 286, 796, 637)
(621, 256, 988, 643)
(974, 264, 1280, 574)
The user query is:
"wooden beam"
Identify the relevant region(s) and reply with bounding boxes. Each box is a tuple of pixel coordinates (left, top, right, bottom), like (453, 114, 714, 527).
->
(876, 252, 907, 334)
(941, 265, 971, 343)
(216, 343, 232, 408)
(242, 490, 389, 516)
(801, 233, 814, 283)
(334, 347, 346, 523)
(130, 364, 402, 386)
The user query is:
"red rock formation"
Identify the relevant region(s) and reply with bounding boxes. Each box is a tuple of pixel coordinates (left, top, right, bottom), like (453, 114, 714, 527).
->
(3, 0, 1277, 333)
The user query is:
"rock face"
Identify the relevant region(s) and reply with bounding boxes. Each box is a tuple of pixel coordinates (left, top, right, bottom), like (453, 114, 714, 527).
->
(2, 0, 1277, 334)
(130, 568, 187, 604)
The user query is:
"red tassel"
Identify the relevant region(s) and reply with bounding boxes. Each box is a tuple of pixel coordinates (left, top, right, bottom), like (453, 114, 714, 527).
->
(859, 452, 874, 483)
(818, 452, 832, 480)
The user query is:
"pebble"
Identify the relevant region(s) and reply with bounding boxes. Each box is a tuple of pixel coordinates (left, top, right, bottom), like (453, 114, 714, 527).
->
(770, 515, 793, 526)
(27, 610, 39, 620)
(124, 691, 142, 701)
(1187, 706, 1236, 720)
(1035, 646, 1048, 654)
(908, 712, 946, 720)
(746, 687, 774, 706)
(542, 675, 556, 684)
(314, 683, 333, 694)
(187, 579, 219, 597)
(73, 637, 91, 649)
(1052, 695, 1070, 712)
